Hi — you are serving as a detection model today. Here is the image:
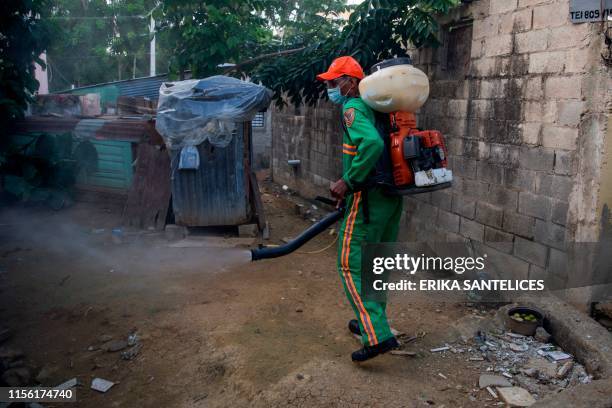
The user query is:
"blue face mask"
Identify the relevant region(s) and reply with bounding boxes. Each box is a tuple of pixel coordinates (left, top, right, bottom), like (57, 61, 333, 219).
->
(327, 87, 348, 105)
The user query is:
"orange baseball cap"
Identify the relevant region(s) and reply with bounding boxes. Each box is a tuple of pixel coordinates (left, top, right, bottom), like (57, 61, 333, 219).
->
(316, 56, 365, 81)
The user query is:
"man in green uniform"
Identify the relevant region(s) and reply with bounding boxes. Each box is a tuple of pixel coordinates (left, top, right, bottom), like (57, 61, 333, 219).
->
(317, 56, 403, 362)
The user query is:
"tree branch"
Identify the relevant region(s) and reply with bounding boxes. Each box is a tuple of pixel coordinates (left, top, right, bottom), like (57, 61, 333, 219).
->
(224, 47, 306, 73)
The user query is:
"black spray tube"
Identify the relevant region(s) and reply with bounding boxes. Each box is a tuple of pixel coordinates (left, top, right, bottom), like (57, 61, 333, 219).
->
(251, 203, 344, 261)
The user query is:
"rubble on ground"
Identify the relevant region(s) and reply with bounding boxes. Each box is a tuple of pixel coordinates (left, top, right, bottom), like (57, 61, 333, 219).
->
(420, 306, 594, 404)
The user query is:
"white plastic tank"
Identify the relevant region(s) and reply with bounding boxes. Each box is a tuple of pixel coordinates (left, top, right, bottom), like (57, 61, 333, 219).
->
(359, 57, 430, 113)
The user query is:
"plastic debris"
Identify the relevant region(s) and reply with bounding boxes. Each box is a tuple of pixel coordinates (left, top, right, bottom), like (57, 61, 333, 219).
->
(55, 378, 78, 390)
(497, 387, 536, 407)
(91, 378, 114, 393)
(479, 374, 512, 388)
(156, 76, 271, 149)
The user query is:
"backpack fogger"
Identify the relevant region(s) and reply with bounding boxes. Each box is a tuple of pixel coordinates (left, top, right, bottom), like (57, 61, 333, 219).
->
(251, 57, 452, 261)
(359, 57, 452, 195)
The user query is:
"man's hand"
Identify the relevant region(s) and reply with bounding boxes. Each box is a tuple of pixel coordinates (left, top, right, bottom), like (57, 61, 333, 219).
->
(330, 178, 349, 203)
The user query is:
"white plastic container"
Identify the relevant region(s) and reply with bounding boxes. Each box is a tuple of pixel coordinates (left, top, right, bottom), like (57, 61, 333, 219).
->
(414, 168, 453, 187)
(359, 58, 430, 113)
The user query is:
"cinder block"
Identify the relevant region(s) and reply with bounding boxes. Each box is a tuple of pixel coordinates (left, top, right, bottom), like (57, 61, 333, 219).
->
(446, 232, 469, 243)
(452, 195, 476, 219)
(476, 242, 530, 281)
(473, 15, 500, 39)
(437, 210, 460, 233)
(534, 219, 567, 250)
(476, 202, 504, 228)
(548, 248, 568, 277)
(547, 24, 591, 51)
(533, 4, 568, 29)
(545, 76, 582, 99)
(460, 218, 485, 241)
(471, 39, 484, 59)
(416, 201, 438, 220)
(554, 150, 578, 175)
(523, 101, 544, 122)
(431, 189, 453, 212)
(484, 226, 515, 253)
(487, 185, 519, 210)
(446, 137, 464, 156)
(551, 199, 569, 226)
(515, 30, 549, 54)
(512, 8, 533, 32)
(478, 80, 494, 99)
(462, 140, 480, 159)
(514, 236, 548, 267)
(461, 179, 490, 199)
(477, 162, 504, 185)
(557, 100, 585, 126)
(485, 34, 514, 57)
(414, 191, 432, 203)
(519, 147, 555, 171)
(504, 168, 536, 192)
(520, 122, 541, 145)
(469, 99, 495, 119)
(524, 76, 544, 100)
(489, 144, 520, 165)
(518, 0, 550, 7)
(471, 58, 496, 78)
(529, 263, 547, 280)
(478, 141, 491, 160)
(449, 156, 477, 179)
(503, 211, 536, 239)
(519, 192, 552, 220)
(565, 48, 590, 73)
(528, 51, 566, 73)
(448, 99, 469, 118)
(498, 12, 514, 34)
(490, 0, 518, 14)
(542, 126, 578, 150)
(543, 101, 558, 123)
(536, 174, 573, 201)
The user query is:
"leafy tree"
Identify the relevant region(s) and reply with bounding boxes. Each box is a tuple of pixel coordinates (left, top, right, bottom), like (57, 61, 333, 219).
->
(250, 0, 460, 107)
(155, 0, 273, 79)
(44, 0, 116, 90)
(45, 0, 169, 91)
(0, 0, 53, 133)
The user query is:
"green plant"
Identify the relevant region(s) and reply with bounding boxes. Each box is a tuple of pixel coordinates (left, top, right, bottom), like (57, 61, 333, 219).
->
(251, 0, 459, 107)
(0, 0, 53, 134)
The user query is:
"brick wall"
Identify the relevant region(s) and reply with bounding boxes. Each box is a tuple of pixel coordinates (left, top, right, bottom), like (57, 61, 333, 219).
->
(271, 0, 610, 305)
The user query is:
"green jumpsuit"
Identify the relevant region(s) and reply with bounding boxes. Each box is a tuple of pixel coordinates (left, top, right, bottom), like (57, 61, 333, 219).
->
(337, 97, 403, 347)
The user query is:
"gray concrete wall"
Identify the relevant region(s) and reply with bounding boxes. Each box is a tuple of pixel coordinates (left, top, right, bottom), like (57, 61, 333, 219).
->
(270, 0, 611, 307)
(271, 101, 342, 197)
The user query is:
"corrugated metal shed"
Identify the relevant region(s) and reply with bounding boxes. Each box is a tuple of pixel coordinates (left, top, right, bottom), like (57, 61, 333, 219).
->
(171, 123, 252, 226)
(57, 74, 169, 101)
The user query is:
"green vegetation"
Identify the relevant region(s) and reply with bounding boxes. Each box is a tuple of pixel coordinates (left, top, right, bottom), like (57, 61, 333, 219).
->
(0, 0, 53, 134)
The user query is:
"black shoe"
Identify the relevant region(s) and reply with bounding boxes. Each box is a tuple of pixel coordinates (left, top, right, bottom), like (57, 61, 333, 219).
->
(351, 337, 399, 362)
(348, 319, 361, 336)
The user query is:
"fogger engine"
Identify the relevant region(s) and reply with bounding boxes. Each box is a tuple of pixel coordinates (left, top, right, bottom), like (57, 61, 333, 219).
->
(387, 111, 451, 190)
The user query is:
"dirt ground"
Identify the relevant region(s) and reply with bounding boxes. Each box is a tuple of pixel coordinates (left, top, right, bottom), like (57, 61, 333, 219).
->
(0, 179, 541, 408)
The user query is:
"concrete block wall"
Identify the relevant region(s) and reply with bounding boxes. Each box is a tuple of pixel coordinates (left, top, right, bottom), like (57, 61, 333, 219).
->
(270, 0, 610, 304)
(271, 101, 342, 197)
(405, 0, 609, 292)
